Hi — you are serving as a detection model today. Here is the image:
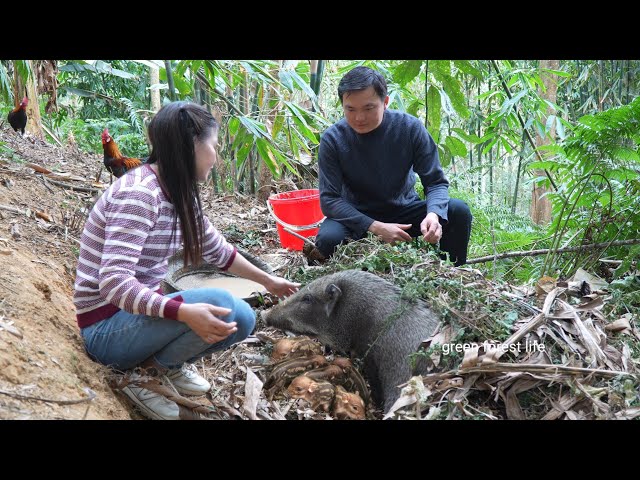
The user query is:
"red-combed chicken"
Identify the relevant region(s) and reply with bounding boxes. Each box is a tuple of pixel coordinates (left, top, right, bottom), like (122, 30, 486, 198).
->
(7, 97, 28, 136)
(101, 128, 145, 180)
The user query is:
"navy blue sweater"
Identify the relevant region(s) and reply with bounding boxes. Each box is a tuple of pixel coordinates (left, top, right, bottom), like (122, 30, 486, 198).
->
(318, 109, 450, 236)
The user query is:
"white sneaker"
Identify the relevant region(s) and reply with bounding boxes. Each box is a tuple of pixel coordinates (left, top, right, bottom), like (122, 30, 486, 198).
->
(121, 374, 180, 420)
(166, 363, 211, 396)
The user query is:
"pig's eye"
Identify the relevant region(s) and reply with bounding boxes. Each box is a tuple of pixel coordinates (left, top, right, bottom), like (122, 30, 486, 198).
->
(302, 294, 313, 304)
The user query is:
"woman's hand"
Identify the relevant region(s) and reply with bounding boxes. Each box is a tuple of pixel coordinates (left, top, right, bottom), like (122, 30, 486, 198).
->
(226, 251, 300, 299)
(177, 302, 237, 344)
(262, 275, 301, 298)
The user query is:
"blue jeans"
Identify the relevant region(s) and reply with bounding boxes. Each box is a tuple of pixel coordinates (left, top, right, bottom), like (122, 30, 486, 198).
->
(80, 289, 256, 371)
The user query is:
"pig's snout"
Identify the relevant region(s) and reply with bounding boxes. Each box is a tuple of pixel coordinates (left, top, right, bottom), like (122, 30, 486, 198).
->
(262, 308, 290, 330)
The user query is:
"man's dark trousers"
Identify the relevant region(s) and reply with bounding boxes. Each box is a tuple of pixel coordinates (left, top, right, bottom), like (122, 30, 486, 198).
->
(315, 198, 472, 266)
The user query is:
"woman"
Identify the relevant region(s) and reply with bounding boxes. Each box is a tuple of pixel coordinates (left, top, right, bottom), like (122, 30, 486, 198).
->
(74, 101, 300, 420)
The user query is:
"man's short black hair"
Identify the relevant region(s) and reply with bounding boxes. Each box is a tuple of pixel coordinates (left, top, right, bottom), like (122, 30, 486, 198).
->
(338, 66, 388, 104)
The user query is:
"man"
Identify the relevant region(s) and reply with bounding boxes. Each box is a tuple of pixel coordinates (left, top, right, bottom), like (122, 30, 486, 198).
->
(313, 66, 472, 266)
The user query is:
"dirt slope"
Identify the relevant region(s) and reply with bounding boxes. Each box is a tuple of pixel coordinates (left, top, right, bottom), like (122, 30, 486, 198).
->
(0, 126, 287, 420)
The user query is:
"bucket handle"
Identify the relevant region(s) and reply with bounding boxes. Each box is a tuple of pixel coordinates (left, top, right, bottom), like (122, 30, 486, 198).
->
(266, 200, 325, 232)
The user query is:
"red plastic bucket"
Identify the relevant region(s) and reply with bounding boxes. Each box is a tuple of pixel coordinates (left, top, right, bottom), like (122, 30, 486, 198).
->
(267, 189, 324, 251)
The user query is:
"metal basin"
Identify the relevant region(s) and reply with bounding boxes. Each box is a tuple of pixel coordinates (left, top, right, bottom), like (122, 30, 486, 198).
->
(162, 248, 273, 307)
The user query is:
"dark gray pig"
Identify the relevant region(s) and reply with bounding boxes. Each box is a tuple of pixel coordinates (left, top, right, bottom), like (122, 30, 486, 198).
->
(262, 269, 439, 413)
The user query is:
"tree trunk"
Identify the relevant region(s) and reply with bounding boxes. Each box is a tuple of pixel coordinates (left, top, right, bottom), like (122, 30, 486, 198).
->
(530, 59, 559, 225)
(164, 60, 176, 101)
(256, 61, 285, 203)
(256, 75, 275, 203)
(468, 117, 474, 194)
(447, 117, 456, 177)
(578, 60, 586, 115)
(149, 65, 161, 112)
(13, 63, 25, 102)
(486, 77, 493, 204)
(208, 105, 222, 194)
(626, 60, 632, 104)
(465, 76, 474, 193)
(476, 78, 482, 195)
(617, 60, 623, 105)
(310, 60, 318, 94)
(238, 79, 253, 194)
(309, 60, 325, 112)
(247, 79, 257, 196)
(194, 76, 202, 105)
(34, 60, 58, 114)
(512, 129, 526, 214)
(488, 141, 493, 207)
(424, 60, 430, 129)
(316, 60, 325, 98)
(228, 73, 238, 193)
(598, 59, 604, 111)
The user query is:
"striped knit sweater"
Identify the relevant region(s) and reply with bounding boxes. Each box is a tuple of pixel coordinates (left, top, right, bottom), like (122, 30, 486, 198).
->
(73, 164, 236, 329)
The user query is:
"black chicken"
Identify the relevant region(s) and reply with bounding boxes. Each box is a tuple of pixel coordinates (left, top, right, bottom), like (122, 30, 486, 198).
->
(7, 96, 28, 136)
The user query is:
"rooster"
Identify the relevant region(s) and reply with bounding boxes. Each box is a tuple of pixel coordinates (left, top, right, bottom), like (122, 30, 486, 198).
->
(7, 97, 28, 136)
(101, 128, 145, 180)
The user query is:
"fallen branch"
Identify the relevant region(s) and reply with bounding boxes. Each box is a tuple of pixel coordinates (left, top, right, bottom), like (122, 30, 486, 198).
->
(45, 178, 102, 194)
(2, 159, 102, 191)
(26, 162, 52, 174)
(420, 362, 633, 386)
(459, 362, 634, 379)
(467, 239, 640, 265)
(36, 174, 55, 194)
(22, 162, 86, 182)
(41, 123, 63, 147)
(0, 319, 22, 338)
(0, 388, 97, 405)
(0, 204, 24, 215)
(0, 203, 53, 222)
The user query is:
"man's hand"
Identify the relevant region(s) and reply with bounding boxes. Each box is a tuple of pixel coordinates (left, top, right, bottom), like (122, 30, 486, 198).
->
(420, 212, 442, 244)
(177, 302, 237, 344)
(369, 221, 412, 244)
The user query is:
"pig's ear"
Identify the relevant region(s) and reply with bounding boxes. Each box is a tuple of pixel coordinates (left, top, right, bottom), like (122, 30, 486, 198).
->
(324, 283, 342, 317)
